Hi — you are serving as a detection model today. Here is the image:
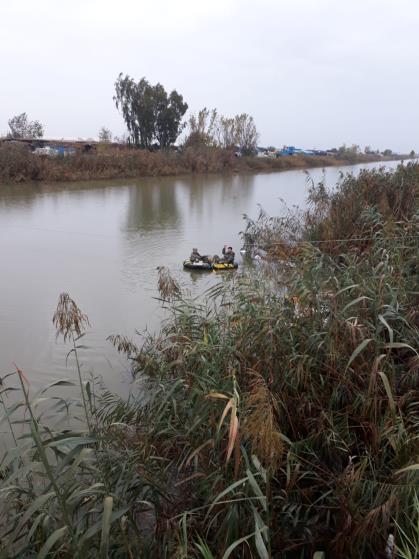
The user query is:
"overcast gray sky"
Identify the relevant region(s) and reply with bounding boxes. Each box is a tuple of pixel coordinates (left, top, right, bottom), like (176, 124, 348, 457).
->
(1, 0, 418, 152)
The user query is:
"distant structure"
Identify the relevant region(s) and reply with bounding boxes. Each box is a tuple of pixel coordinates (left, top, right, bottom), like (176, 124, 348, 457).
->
(0, 137, 130, 155)
(256, 145, 332, 158)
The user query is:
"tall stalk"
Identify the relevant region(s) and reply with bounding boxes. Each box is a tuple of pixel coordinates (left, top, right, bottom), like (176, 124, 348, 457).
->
(71, 332, 92, 432)
(53, 293, 92, 433)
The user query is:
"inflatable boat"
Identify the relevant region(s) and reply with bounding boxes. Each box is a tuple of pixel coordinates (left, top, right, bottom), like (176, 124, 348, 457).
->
(183, 259, 238, 271)
(212, 262, 238, 270)
(183, 259, 213, 271)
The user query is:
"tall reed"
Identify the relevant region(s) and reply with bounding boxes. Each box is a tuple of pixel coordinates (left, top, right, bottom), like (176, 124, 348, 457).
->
(0, 163, 417, 558)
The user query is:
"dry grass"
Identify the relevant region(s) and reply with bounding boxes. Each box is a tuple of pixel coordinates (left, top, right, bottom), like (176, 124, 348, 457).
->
(53, 293, 90, 342)
(0, 142, 398, 184)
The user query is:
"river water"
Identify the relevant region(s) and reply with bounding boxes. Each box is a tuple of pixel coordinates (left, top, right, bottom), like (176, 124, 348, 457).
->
(0, 160, 403, 393)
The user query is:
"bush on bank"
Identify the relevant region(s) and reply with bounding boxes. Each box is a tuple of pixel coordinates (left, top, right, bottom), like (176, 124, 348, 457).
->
(0, 164, 417, 558)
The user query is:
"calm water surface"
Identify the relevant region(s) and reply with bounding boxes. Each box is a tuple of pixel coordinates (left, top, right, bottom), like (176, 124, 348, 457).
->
(0, 161, 403, 393)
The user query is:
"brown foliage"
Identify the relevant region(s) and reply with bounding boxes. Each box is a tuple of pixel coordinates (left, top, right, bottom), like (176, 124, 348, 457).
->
(0, 142, 392, 184)
(242, 371, 284, 469)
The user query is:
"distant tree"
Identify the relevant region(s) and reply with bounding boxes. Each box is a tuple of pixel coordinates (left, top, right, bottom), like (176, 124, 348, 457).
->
(364, 145, 372, 154)
(184, 108, 259, 155)
(383, 149, 393, 156)
(114, 75, 154, 148)
(219, 116, 236, 149)
(114, 74, 188, 149)
(154, 86, 188, 148)
(338, 144, 361, 155)
(98, 126, 112, 142)
(410, 150, 416, 157)
(234, 113, 259, 155)
(184, 107, 218, 147)
(8, 113, 43, 139)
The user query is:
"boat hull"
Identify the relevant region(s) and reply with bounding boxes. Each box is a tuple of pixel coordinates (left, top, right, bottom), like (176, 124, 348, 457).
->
(183, 260, 238, 271)
(183, 259, 213, 271)
(212, 262, 238, 270)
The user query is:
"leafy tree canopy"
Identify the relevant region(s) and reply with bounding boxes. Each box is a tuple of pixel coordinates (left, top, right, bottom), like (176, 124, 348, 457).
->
(8, 113, 44, 139)
(114, 74, 188, 149)
(98, 126, 112, 142)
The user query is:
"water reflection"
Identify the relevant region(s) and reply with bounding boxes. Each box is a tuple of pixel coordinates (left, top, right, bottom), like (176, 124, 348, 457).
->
(125, 176, 181, 231)
(0, 161, 404, 391)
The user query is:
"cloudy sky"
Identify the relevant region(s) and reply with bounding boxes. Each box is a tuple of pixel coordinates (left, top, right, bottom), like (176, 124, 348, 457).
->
(1, 0, 418, 152)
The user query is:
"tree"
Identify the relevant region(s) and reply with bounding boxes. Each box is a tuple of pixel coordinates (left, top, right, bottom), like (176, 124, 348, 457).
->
(8, 113, 44, 139)
(154, 86, 188, 148)
(184, 108, 259, 154)
(114, 74, 188, 149)
(218, 116, 236, 149)
(98, 126, 112, 142)
(409, 150, 416, 157)
(383, 149, 393, 156)
(234, 113, 258, 155)
(184, 108, 219, 147)
(338, 144, 360, 155)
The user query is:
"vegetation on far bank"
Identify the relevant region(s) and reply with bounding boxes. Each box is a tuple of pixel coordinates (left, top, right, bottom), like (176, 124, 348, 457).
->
(0, 162, 418, 558)
(1, 74, 413, 185)
(0, 140, 405, 184)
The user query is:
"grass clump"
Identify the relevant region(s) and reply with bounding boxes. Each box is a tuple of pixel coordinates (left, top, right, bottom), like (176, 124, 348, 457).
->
(0, 163, 418, 558)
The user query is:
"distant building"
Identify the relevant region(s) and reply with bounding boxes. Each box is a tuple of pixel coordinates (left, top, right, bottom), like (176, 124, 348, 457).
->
(256, 147, 268, 157)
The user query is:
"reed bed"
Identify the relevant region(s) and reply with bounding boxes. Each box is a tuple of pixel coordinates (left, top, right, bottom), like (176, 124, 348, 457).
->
(0, 142, 392, 184)
(0, 164, 417, 558)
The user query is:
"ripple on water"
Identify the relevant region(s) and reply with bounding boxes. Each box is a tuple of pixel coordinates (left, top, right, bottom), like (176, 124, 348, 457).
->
(0, 162, 405, 392)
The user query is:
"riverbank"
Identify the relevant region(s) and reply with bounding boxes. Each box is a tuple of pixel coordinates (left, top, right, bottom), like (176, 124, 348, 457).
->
(0, 142, 404, 183)
(0, 162, 417, 558)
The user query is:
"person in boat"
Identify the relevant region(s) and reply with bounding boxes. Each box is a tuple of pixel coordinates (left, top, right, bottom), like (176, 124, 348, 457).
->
(221, 245, 235, 264)
(213, 246, 235, 264)
(190, 248, 203, 262)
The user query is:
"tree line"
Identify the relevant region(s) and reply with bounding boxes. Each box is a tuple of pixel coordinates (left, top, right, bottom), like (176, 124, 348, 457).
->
(113, 74, 259, 154)
(5, 76, 414, 158)
(113, 74, 188, 149)
(4, 74, 260, 155)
